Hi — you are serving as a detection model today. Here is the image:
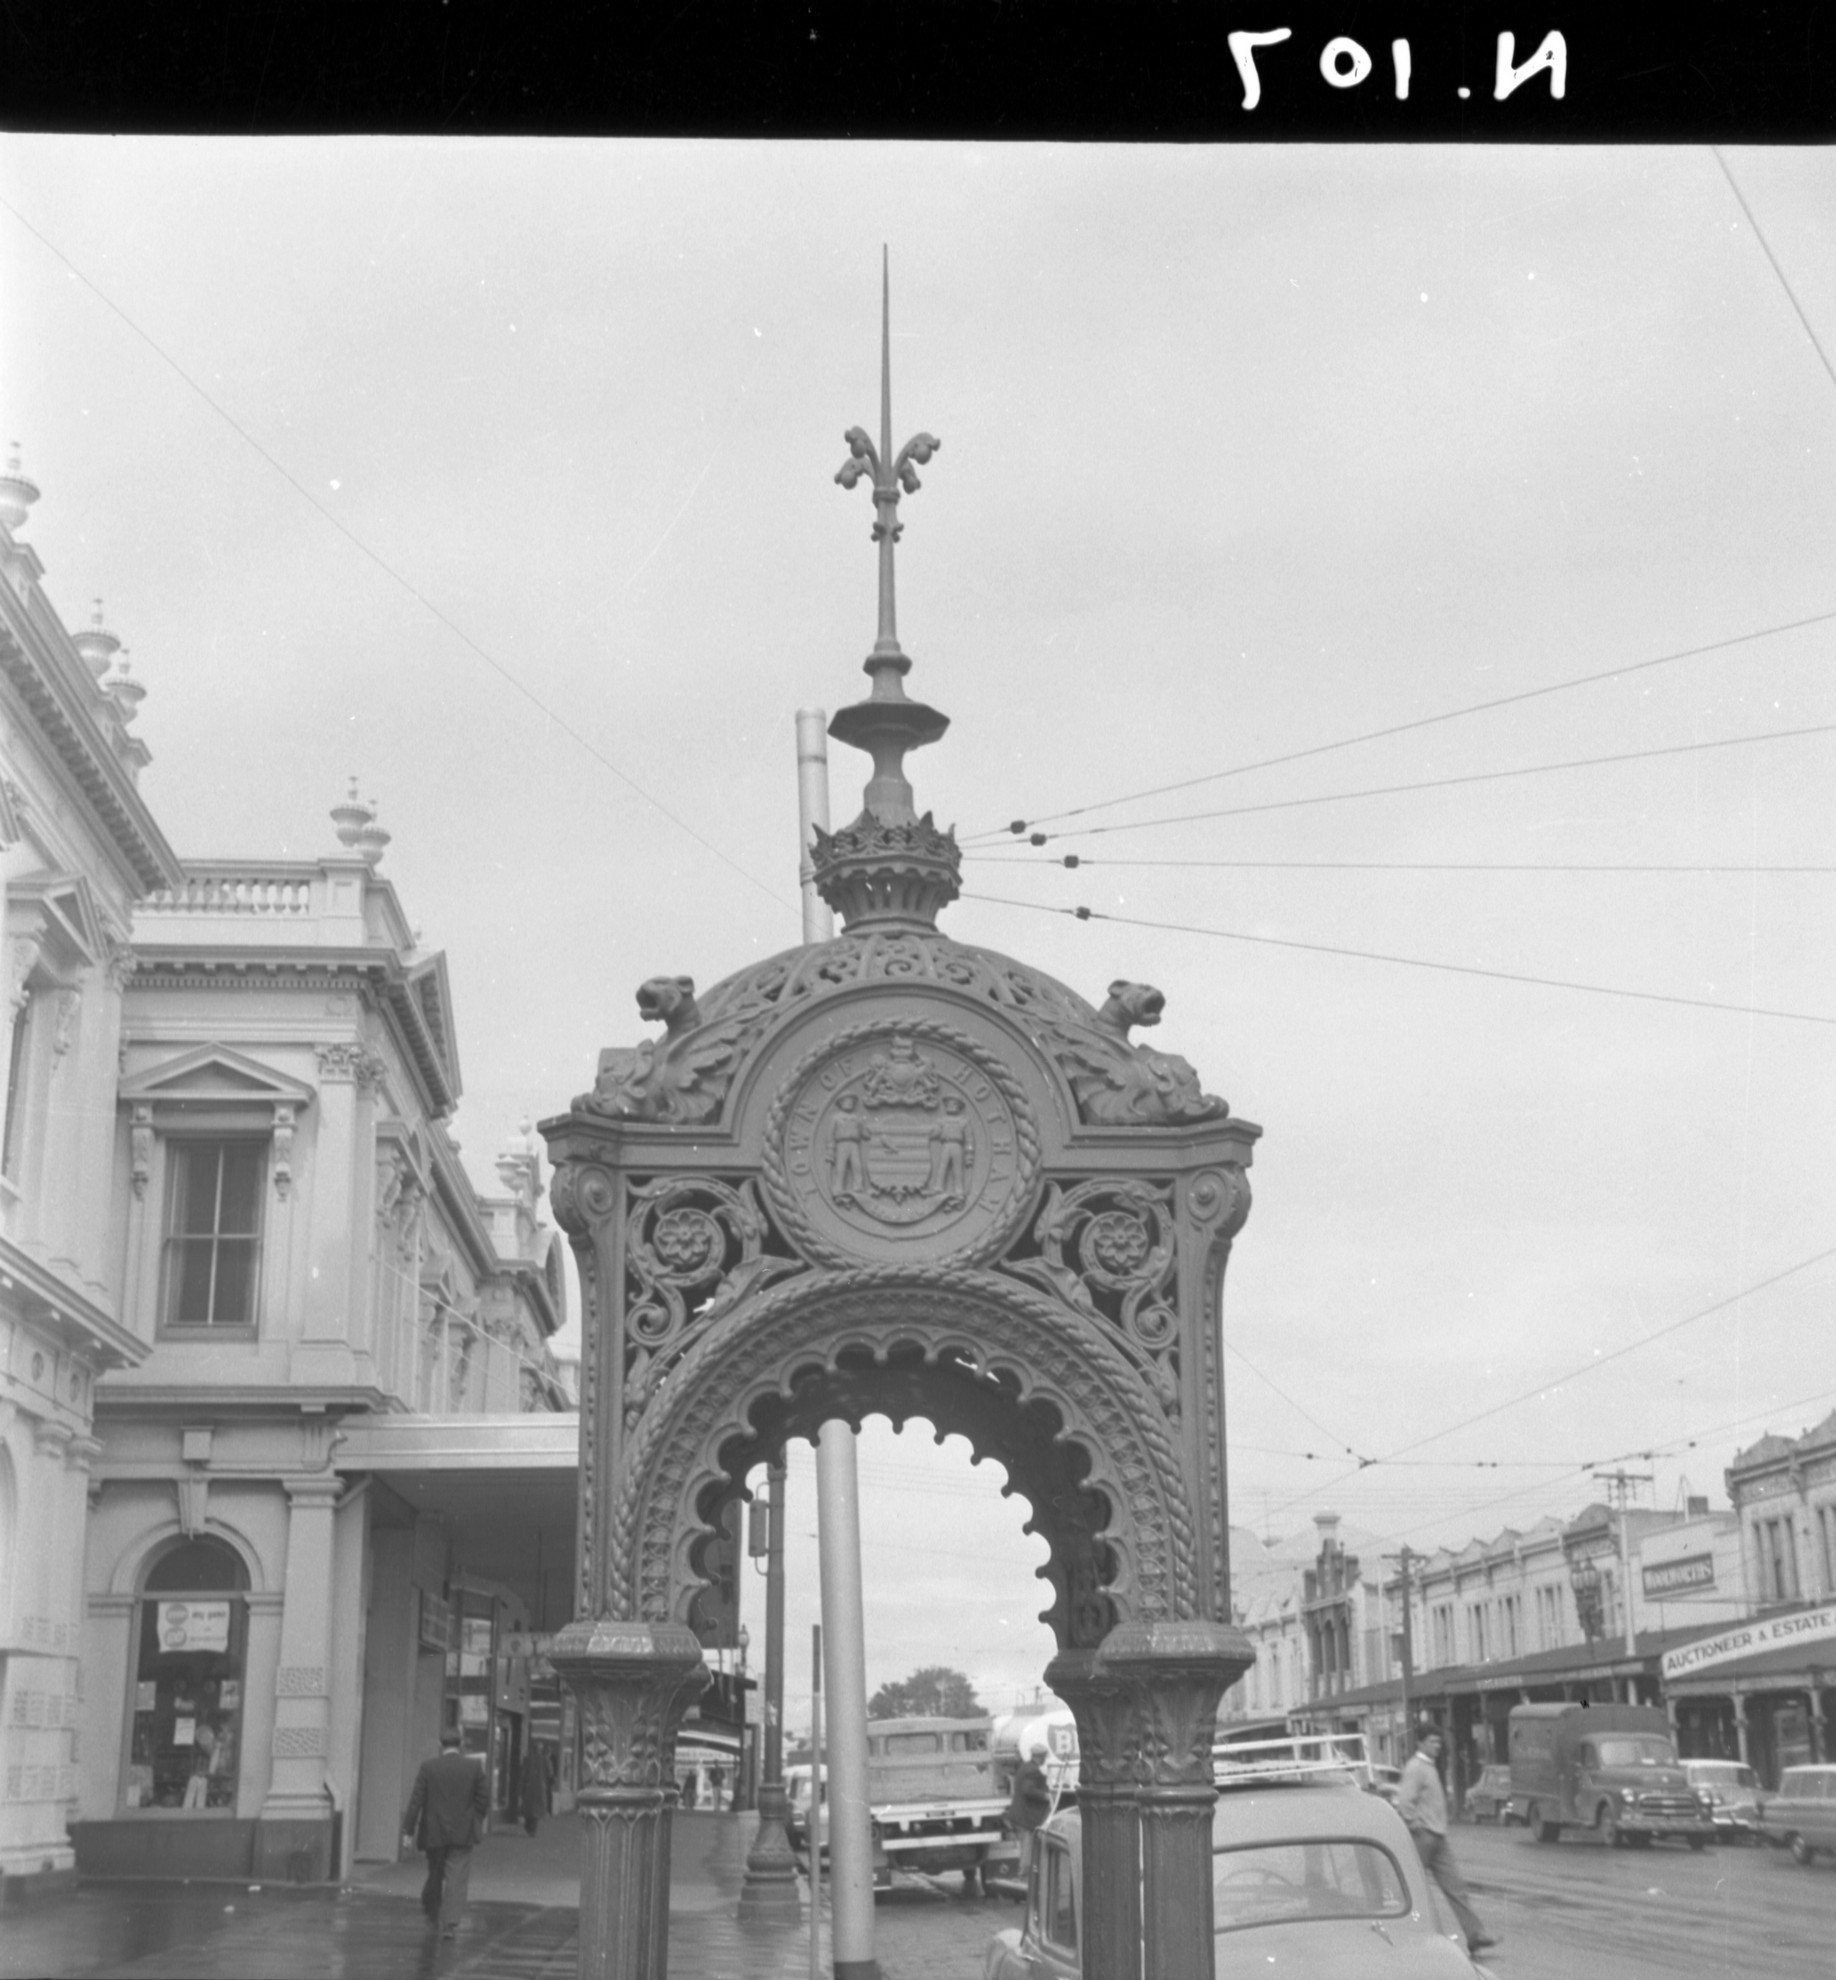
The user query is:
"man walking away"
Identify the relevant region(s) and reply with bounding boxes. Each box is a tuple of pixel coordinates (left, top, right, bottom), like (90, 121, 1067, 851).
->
(520, 1738, 555, 1837)
(403, 1729, 490, 1938)
(1397, 1726, 1495, 1957)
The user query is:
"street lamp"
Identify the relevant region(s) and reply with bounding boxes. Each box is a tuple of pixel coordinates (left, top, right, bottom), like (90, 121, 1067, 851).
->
(1569, 1557, 1604, 1644)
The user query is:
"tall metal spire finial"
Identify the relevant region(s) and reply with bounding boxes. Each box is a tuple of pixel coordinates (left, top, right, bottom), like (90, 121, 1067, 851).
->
(816, 254, 961, 930)
(835, 246, 942, 672)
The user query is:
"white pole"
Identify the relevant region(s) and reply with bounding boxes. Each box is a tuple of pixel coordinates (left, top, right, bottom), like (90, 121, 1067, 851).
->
(797, 709, 835, 946)
(817, 1423, 876, 1976)
(795, 709, 877, 1978)
(810, 1623, 824, 1980)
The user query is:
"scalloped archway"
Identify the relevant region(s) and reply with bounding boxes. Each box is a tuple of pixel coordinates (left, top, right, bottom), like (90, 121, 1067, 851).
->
(616, 1266, 1196, 1653)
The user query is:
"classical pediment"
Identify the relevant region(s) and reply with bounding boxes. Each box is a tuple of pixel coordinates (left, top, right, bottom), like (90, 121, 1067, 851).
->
(9, 870, 109, 974)
(119, 1043, 316, 1109)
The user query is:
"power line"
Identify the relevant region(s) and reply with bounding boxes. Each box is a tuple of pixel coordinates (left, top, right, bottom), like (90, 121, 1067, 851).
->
(1229, 1245, 1836, 1531)
(1714, 149, 1836, 397)
(1356, 1248, 1836, 1487)
(967, 855, 1836, 875)
(961, 891, 1836, 1028)
(1007, 721, 1836, 847)
(964, 607, 1836, 843)
(0, 195, 794, 916)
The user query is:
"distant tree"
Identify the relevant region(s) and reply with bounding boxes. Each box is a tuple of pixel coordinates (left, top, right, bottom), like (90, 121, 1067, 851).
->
(867, 1665, 984, 1720)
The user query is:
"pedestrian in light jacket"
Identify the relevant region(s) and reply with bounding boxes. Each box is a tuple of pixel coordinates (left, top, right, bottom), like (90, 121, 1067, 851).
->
(403, 1730, 490, 1938)
(1397, 1726, 1496, 1958)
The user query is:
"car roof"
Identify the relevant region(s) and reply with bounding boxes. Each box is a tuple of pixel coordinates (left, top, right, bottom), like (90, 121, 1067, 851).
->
(1042, 1781, 1398, 1853)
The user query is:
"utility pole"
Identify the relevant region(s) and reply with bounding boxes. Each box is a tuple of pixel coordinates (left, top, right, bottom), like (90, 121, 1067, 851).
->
(1385, 1547, 1417, 1759)
(1594, 1468, 1654, 1676)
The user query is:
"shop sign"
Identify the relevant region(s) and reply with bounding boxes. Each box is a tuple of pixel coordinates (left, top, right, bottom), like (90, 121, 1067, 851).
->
(1643, 1553, 1715, 1598)
(159, 1600, 230, 1653)
(418, 1589, 454, 1653)
(1662, 1603, 1836, 1680)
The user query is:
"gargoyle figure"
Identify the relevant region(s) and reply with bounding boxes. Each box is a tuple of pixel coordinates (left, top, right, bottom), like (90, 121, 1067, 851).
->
(636, 975, 701, 1038)
(1047, 980, 1230, 1126)
(576, 975, 741, 1125)
(1096, 980, 1166, 1040)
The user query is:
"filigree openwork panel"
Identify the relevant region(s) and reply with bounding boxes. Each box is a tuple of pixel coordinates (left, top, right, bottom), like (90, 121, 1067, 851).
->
(607, 1267, 1198, 1651)
(622, 1175, 803, 1430)
(1000, 1178, 1182, 1421)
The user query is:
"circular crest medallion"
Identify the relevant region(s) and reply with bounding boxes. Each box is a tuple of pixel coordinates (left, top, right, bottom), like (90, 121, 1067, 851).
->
(764, 1019, 1038, 1267)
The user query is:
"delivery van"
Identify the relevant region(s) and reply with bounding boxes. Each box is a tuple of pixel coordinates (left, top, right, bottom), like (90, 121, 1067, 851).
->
(1507, 1702, 1713, 1849)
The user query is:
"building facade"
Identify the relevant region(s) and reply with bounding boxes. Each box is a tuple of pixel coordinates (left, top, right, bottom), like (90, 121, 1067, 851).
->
(73, 822, 572, 1883)
(1659, 1415, 1836, 1784)
(1223, 1490, 1754, 1797)
(0, 440, 585, 1896)
(0, 453, 182, 1896)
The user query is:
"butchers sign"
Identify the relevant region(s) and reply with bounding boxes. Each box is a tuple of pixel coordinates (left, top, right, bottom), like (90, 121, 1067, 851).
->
(1661, 1604, 1836, 1681)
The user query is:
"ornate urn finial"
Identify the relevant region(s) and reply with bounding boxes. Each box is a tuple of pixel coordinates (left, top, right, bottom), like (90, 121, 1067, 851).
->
(331, 775, 372, 849)
(73, 598, 121, 681)
(817, 252, 962, 931)
(0, 443, 40, 532)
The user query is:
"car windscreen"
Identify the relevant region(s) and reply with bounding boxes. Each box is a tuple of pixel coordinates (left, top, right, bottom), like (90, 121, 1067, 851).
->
(1594, 1737, 1675, 1768)
(1691, 1764, 1756, 1788)
(1213, 1837, 1410, 1933)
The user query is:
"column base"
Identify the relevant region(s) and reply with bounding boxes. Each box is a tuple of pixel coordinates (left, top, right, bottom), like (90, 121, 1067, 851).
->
(737, 1777, 802, 1924)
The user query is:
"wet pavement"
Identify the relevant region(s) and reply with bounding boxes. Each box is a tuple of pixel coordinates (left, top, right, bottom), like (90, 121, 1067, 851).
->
(0, 1814, 1012, 1980)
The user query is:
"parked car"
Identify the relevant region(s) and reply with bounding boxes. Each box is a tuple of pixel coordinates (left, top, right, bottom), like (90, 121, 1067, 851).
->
(1754, 1764, 1836, 1865)
(983, 1782, 1496, 1978)
(1464, 1764, 1517, 1825)
(1682, 1758, 1760, 1841)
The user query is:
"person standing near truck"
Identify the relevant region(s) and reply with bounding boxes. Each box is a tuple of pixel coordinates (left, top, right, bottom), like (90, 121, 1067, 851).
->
(1397, 1727, 1495, 1957)
(1006, 1744, 1054, 1880)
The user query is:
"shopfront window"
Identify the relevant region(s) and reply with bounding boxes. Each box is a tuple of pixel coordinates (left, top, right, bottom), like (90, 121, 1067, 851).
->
(123, 1539, 249, 1812)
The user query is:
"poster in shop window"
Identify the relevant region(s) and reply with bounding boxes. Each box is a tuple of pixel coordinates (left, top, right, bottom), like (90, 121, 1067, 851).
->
(160, 1601, 231, 1653)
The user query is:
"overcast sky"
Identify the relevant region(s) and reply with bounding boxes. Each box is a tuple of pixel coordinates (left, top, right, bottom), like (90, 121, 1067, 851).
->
(4, 140, 1833, 1714)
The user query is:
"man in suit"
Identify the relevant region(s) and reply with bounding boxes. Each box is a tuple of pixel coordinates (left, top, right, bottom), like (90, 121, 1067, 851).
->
(403, 1729, 491, 1937)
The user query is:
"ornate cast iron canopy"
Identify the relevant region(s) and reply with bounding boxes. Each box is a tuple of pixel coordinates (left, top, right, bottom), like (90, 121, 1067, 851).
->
(540, 259, 1262, 1980)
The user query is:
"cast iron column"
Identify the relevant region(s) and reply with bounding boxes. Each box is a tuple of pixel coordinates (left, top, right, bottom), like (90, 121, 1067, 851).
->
(548, 1620, 707, 1980)
(1050, 1619, 1250, 1980)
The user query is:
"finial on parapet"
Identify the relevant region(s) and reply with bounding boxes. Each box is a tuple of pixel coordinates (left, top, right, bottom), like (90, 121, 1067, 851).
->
(73, 599, 121, 681)
(0, 444, 39, 532)
(820, 252, 961, 932)
(330, 777, 390, 866)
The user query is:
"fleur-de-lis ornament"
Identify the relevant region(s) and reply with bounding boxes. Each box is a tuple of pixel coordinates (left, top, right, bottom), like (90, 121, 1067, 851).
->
(835, 248, 942, 664)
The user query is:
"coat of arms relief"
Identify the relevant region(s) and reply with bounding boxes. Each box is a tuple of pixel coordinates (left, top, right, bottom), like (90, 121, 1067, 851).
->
(766, 1022, 1037, 1268)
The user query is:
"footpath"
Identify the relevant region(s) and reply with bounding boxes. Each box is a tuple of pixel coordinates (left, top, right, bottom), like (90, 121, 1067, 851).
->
(0, 1813, 1004, 1979)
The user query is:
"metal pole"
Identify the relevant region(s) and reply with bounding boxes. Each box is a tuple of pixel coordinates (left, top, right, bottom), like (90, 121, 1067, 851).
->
(817, 1422, 877, 1979)
(795, 707, 879, 1979)
(1398, 1548, 1415, 1756)
(739, 1459, 801, 1920)
(810, 1624, 824, 1980)
(797, 709, 834, 946)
